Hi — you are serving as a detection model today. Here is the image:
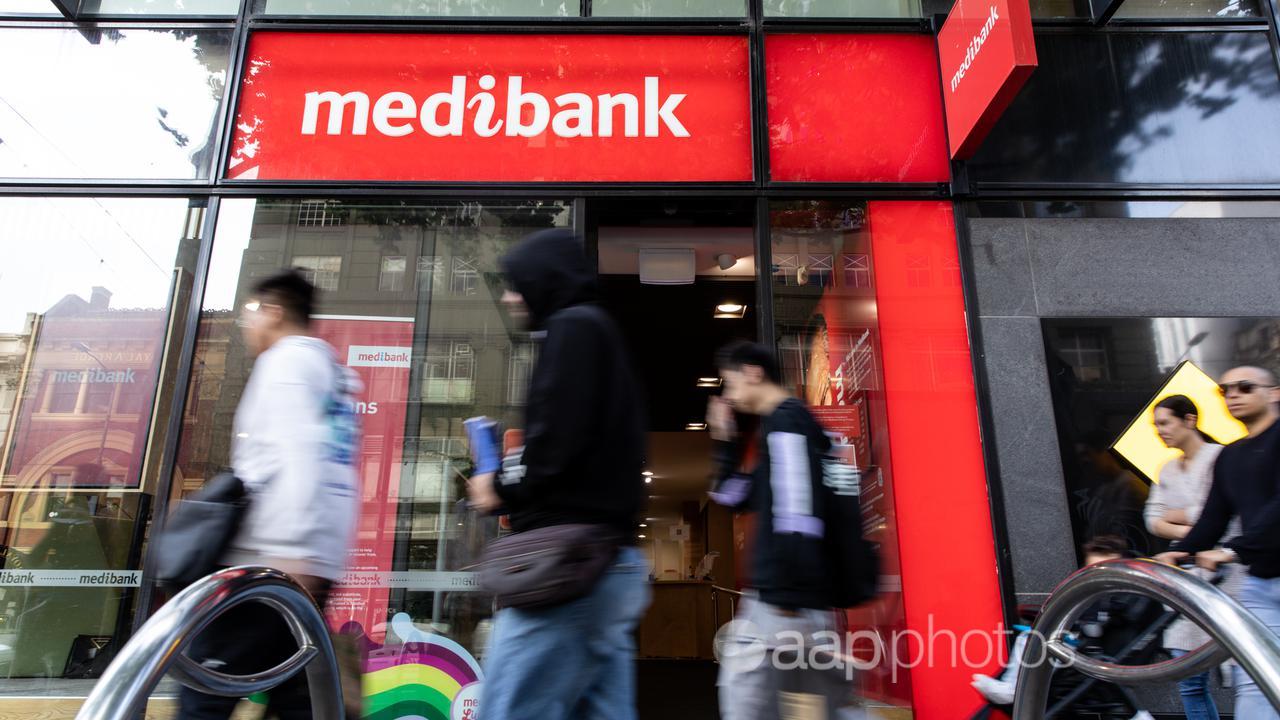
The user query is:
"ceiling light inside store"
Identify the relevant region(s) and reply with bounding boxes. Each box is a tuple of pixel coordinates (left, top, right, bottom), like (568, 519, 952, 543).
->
(714, 302, 746, 319)
(686, 422, 708, 431)
(645, 477, 653, 484)
(696, 377, 722, 388)
(642, 471, 654, 477)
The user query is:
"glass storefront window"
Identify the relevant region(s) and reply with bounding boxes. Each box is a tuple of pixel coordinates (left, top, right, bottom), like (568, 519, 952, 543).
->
(763, 0, 953, 17)
(0, 28, 231, 181)
(765, 0, 912, 17)
(969, 31, 1280, 185)
(256, 0, 572, 15)
(1031, 0, 1260, 17)
(591, 0, 744, 17)
(89, 0, 240, 12)
(0, 197, 204, 687)
(770, 199, 913, 709)
(2, 0, 239, 12)
(176, 198, 570, 705)
(0, 0, 60, 13)
(1042, 316, 1280, 560)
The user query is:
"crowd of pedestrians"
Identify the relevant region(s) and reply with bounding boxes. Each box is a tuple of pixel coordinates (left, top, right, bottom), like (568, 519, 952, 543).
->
(162, 233, 1279, 720)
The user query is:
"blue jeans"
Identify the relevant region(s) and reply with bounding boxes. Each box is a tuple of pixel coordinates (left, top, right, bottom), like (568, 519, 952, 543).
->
(1234, 574, 1280, 720)
(480, 545, 651, 720)
(1170, 649, 1219, 720)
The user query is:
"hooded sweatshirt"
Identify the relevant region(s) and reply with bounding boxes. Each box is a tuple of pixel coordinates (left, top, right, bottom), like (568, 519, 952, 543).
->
(223, 335, 363, 581)
(494, 229, 646, 538)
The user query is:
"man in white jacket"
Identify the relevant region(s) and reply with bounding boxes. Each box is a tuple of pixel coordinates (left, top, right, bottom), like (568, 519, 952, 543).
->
(180, 269, 361, 720)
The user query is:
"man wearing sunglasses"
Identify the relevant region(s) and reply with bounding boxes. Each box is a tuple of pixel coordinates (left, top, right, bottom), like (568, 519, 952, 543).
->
(1160, 365, 1280, 719)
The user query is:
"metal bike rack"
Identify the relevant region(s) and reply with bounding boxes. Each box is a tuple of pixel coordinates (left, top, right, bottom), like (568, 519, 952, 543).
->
(1014, 558, 1280, 718)
(76, 566, 343, 720)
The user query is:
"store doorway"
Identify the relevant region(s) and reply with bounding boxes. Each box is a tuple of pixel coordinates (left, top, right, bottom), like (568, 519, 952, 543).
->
(590, 197, 755, 719)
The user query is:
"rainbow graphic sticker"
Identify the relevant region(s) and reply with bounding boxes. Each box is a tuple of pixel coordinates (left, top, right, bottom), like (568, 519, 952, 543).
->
(363, 614, 484, 720)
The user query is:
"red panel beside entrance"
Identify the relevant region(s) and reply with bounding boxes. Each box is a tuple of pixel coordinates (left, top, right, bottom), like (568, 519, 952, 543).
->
(869, 201, 1005, 719)
(766, 35, 951, 183)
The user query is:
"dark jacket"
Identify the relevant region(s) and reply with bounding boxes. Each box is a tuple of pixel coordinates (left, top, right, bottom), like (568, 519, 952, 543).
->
(710, 398, 834, 609)
(1181, 419, 1280, 578)
(493, 229, 646, 539)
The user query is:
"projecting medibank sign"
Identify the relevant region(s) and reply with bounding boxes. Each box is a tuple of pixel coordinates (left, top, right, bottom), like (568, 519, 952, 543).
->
(228, 33, 753, 182)
(937, 0, 1036, 159)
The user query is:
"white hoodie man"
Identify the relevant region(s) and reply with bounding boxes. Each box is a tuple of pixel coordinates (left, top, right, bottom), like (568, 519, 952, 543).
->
(180, 269, 361, 720)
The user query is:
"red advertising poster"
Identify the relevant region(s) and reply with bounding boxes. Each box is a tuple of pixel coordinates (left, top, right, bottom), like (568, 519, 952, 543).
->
(311, 315, 414, 641)
(938, 0, 1037, 159)
(765, 34, 950, 183)
(2, 296, 167, 490)
(227, 33, 753, 183)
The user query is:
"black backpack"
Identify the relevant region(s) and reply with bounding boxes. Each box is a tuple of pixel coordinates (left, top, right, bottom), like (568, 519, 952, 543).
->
(818, 438, 881, 608)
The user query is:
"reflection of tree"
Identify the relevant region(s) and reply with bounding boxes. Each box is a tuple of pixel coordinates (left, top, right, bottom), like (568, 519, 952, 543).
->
(90, 28, 230, 177)
(971, 31, 1280, 182)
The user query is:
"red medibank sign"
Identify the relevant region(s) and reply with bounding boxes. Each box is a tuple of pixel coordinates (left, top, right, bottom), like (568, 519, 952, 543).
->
(228, 33, 753, 182)
(937, 0, 1036, 159)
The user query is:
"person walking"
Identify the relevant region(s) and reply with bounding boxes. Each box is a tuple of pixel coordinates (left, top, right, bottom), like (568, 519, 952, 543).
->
(1160, 366, 1280, 720)
(180, 268, 362, 719)
(706, 340, 867, 720)
(467, 229, 649, 720)
(1145, 395, 1241, 720)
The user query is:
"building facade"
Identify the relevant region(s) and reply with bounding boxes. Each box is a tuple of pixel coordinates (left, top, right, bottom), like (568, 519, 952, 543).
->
(2, 0, 1279, 717)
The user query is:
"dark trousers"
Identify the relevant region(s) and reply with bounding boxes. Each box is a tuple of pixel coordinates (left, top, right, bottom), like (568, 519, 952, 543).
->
(177, 579, 330, 720)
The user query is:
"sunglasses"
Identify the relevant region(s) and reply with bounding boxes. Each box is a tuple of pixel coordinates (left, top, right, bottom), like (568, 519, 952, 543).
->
(1218, 380, 1274, 396)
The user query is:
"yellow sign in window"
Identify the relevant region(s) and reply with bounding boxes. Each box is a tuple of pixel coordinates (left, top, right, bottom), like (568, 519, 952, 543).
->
(1111, 361, 1248, 484)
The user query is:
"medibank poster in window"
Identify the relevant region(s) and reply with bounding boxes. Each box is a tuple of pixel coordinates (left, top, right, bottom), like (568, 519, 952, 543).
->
(1, 300, 167, 490)
(226, 33, 752, 183)
(312, 315, 413, 641)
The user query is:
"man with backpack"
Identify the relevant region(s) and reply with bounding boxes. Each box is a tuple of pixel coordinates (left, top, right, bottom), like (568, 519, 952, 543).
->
(707, 340, 877, 720)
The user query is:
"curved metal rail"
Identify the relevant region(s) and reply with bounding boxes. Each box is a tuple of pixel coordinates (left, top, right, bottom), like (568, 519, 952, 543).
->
(1014, 558, 1280, 718)
(76, 566, 342, 720)
(711, 583, 744, 628)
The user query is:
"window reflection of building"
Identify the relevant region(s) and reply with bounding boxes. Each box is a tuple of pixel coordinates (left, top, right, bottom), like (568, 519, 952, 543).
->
(422, 340, 475, 405)
(1057, 327, 1112, 382)
(296, 199, 347, 228)
(293, 255, 343, 292)
(416, 256, 447, 292)
(0, 316, 35, 476)
(507, 344, 535, 406)
(3, 288, 165, 491)
(843, 253, 871, 288)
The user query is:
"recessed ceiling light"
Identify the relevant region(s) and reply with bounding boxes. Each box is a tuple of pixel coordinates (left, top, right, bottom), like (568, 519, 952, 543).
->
(642, 471, 654, 477)
(638, 534, 647, 539)
(714, 302, 747, 319)
(686, 422, 708, 431)
(645, 477, 653, 484)
(639, 523, 648, 528)
(696, 377, 722, 388)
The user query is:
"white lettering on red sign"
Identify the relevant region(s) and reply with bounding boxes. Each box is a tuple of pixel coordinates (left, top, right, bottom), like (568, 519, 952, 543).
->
(949, 6, 1001, 94)
(301, 75, 689, 139)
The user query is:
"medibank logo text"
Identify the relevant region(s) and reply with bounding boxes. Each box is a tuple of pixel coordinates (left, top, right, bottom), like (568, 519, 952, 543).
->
(347, 346, 412, 368)
(301, 76, 689, 140)
(949, 5, 1001, 94)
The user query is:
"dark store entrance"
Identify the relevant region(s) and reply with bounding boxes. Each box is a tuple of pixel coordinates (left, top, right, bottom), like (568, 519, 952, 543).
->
(590, 197, 756, 719)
